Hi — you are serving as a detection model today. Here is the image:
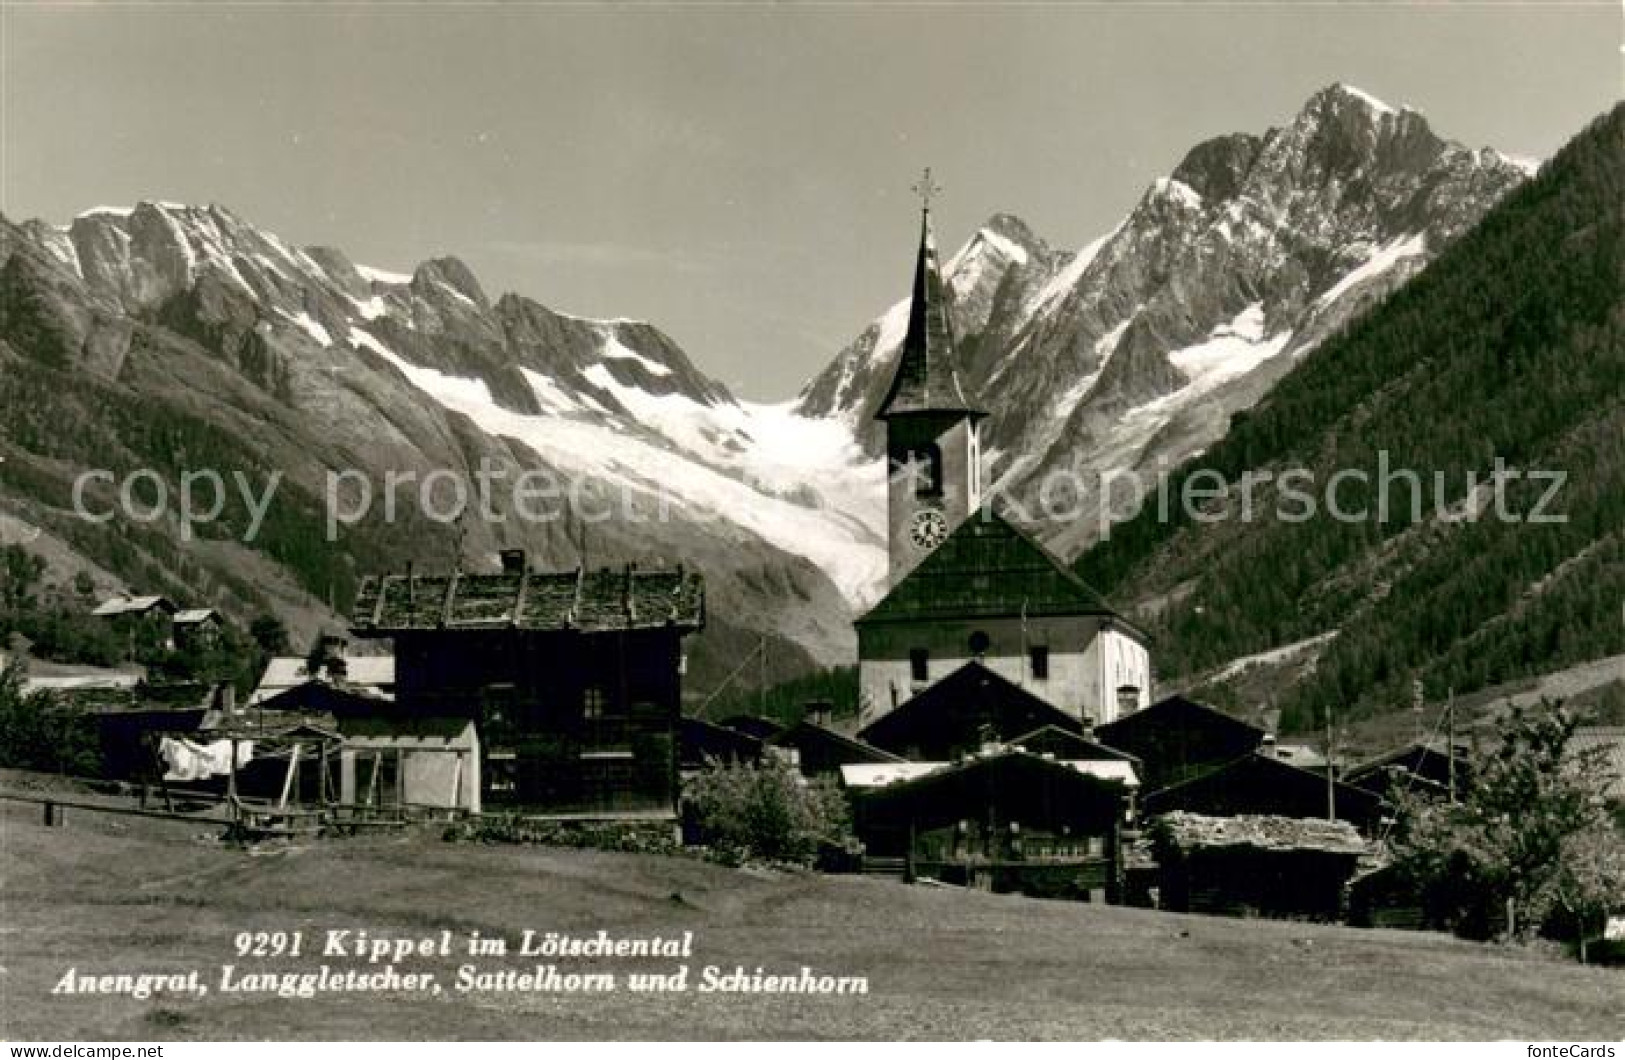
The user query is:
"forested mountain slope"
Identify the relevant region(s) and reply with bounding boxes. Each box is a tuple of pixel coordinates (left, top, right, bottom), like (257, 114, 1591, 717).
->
(1077, 104, 1625, 731)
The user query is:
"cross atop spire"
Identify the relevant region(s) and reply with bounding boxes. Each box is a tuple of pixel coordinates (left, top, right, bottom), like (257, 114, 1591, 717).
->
(911, 167, 942, 212)
(875, 172, 984, 421)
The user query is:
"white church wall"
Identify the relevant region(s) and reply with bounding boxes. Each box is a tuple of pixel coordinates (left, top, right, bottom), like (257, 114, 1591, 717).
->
(857, 614, 1148, 728)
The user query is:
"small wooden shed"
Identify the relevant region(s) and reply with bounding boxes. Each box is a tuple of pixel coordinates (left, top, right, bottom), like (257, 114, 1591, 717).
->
(337, 715, 481, 814)
(1148, 812, 1370, 922)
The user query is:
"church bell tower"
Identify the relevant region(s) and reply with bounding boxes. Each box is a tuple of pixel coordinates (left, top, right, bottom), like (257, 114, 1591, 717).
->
(877, 170, 987, 587)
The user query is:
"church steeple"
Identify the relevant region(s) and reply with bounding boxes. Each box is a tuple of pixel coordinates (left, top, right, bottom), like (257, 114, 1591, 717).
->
(878, 170, 986, 587)
(876, 173, 985, 421)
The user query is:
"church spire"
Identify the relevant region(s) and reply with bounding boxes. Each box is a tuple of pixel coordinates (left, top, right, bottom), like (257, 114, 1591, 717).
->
(876, 169, 984, 420)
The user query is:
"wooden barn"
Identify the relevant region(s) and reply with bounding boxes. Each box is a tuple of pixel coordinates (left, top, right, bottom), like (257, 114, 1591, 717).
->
(1141, 752, 1386, 832)
(1345, 741, 1473, 802)
(1093, 695, 1267, 791)
(1148, 812, 1370, 921)
(856, 659, 1091, 760)
(852, 749, 1131, 900)
(349, 550, 704, 816)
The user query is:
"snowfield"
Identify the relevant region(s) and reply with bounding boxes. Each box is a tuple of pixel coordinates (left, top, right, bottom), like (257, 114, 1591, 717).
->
(349, 325, 887, 605)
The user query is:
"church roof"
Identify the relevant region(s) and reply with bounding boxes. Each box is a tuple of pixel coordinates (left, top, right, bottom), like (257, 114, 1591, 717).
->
(856, 507, 1123, 626)
(875, 208, 984, 420)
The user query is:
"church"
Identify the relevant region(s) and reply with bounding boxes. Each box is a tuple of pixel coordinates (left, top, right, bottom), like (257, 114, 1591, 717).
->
(854, 189, 1152, 731)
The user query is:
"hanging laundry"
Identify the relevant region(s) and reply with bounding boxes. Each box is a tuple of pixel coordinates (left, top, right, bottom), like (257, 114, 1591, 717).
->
(158, 737, 254, 781)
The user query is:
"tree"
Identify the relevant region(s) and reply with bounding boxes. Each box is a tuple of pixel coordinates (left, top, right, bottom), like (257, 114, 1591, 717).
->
(1, 544, 46, 615)
(1546, 821, 1625, 963)
(0, 661, 101, 777)
(249, 614, 291, 657)
(684, 755, 852, 867)
(1389, 700, 1617, 947)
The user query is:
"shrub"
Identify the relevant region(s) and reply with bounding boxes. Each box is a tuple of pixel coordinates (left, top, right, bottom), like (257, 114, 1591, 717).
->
(0, 662, 101, 776)
(684, 755, 852, 867)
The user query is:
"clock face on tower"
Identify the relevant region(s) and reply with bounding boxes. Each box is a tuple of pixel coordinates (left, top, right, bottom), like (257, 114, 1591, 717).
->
(909, 508, 949, 551)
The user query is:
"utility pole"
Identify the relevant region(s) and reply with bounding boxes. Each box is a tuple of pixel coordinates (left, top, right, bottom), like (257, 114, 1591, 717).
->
(1325, 700, 1337, 821)
(1447, 686, 1458, 805)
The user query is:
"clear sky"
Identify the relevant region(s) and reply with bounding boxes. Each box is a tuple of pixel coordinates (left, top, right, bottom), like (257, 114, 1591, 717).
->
(2, 2, 1619, 400)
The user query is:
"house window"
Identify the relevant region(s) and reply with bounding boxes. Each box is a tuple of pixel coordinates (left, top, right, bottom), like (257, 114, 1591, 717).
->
(968, 631, 991, 657)
(909, 648, 929, 683)
(583, 686, 606, 720)
(1029, 645, 1050, 680)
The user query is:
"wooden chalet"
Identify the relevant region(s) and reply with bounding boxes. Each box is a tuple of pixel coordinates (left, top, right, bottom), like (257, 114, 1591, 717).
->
(1148, 812, 1369, 921)
(852, 749, 1131, 900)
(1141, 751, 1385, 832)
(92, 594, 178, 651)
(349, 550, 704, 816)
(172, 608, 225, 650)
(91, 594, 176, 622)
(856, 659, 1088, 760)
(1092, 695, 1267, 791)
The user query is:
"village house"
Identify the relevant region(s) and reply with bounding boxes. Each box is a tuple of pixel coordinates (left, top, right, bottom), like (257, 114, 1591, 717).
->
(171, 608, 225, 652)
(91, 593, 177, 651)
(851, 748, 1133, 900)
(855, 196, 1151, 731)
(348, 549, 704, 816)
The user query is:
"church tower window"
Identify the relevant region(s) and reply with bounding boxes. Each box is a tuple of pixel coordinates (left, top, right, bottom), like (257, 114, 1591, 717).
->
(907, 444, 943, 498)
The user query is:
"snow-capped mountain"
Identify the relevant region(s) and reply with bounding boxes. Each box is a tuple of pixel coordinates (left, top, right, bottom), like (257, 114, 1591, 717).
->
(797, 83, 1533, 556)
(0, 201, 878, 673)
(0, 83, 1532, 680)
